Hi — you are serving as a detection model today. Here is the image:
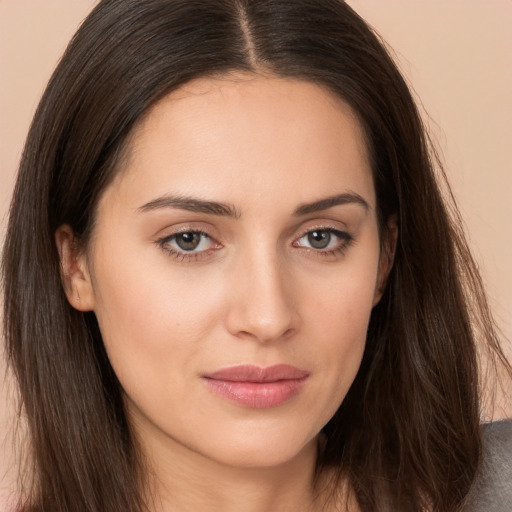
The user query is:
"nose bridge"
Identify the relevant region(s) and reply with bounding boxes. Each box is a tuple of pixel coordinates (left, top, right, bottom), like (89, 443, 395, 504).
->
(226, 240, 297, 342)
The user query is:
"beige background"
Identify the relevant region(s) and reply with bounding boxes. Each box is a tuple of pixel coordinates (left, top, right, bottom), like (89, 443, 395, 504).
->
(1, 0, 511, 502)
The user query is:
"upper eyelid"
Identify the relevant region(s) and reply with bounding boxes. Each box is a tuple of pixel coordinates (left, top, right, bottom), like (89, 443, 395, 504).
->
(159, 229, 216, 246)
(294, 217, 350, 231)
(295, 228, 351, 242)
(157, 224, 350, 239)
(155, 222, 219, 240)
(156, 223, 352, 247)
(157, 231, 219, 260)
(165, 228, 212, 237)
(294, 224, 350, 239)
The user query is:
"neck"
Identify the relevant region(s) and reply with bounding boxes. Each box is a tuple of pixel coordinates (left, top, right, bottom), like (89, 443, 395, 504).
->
(139, 429, 331, 512)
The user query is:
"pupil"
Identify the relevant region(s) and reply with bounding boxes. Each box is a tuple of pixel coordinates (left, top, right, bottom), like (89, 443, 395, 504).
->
(176, 232, 201, 251)
(308, 230, 330, 249)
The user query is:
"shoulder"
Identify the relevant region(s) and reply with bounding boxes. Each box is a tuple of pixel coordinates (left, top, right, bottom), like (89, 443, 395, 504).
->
(464, 419, 512, 511)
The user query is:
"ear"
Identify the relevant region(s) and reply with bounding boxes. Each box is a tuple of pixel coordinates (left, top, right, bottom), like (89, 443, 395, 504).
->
(55, 225, 95, 311)
(373, 214, 398, 307)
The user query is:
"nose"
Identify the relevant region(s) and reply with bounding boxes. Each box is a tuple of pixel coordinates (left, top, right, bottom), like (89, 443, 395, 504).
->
(224, 250, 299, 343)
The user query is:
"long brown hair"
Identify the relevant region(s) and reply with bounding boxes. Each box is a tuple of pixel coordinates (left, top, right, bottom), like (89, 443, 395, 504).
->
(2, 1, 509, 511)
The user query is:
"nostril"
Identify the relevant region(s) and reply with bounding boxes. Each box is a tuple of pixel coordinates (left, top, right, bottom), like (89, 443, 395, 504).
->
(281, 327, 295, 340)
(226, 308, 298, 343)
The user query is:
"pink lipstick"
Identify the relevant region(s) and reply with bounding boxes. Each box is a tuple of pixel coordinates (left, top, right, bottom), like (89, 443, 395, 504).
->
(202, 364, 309, 408)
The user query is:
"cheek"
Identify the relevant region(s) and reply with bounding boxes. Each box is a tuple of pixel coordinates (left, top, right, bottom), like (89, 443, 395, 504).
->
(303, 246, 380, 337)
(310, 276, 374, 373)
(292, 250, 380, 416)
(89, 244, 224, 388)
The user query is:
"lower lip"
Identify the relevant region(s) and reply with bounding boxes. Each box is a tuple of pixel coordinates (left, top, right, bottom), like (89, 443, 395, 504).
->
(203, 377, 308, 408)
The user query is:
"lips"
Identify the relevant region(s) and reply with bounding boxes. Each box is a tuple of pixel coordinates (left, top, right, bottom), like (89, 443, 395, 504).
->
(202, 364, 309, 408)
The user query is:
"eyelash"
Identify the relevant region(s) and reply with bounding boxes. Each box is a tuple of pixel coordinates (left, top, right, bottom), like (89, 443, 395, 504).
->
(156, 227, 354, 262)
(157, 229, 217, 262)
(293, 227, 354, 257)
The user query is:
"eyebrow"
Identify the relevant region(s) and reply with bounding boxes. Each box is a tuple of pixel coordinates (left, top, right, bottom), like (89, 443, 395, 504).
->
(137, 191, 369, 219)
(137, 195, 241, 218)
(294, 192, 369, 216)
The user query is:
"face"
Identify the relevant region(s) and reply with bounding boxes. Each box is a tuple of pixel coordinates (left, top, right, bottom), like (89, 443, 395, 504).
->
(60, 74, 394, 471)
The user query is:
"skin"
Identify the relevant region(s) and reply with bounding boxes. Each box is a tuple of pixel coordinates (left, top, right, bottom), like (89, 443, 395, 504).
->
(57, 74, 396, 512)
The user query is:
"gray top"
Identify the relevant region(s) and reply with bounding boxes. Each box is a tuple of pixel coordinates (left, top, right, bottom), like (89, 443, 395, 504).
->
(464, 419, 512, 511)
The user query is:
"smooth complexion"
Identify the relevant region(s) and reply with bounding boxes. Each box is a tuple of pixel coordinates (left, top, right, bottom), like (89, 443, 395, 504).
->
(57, 74, 396, 512)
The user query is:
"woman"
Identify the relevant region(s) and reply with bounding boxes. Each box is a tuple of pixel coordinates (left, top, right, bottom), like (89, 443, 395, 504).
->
(2, 1, 510, 511)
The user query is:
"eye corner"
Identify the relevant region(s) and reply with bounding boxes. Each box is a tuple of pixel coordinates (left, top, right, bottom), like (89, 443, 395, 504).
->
(156, 229, 222, 263)
(292, 226, 355, 258)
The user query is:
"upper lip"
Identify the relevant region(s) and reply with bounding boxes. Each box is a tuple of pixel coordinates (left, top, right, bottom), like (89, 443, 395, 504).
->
(203, 364, 309, 382)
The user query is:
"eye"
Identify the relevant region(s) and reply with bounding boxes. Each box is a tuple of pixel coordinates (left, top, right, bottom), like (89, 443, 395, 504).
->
(293, 228, 353, 253)
(171, 232, 210, 252)
(305, 230, 334, 250)
(158, 230, 219, 259)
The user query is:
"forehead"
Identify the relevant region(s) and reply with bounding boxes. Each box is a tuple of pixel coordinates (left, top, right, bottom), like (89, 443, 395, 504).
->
(105, 73, 375, 214)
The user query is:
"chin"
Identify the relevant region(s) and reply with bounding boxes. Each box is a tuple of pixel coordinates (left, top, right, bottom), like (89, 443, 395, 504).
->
(196, 422, 319, 470)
